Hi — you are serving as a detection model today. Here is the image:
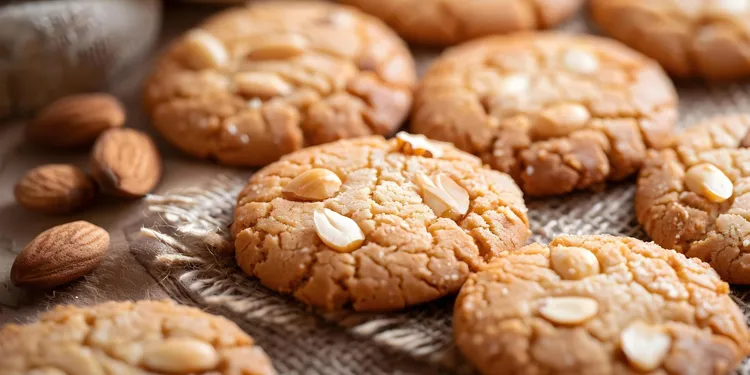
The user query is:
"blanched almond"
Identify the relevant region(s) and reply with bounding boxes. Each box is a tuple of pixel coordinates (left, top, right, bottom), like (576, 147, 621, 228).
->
(562, 49, 599, 74)
(417, 173, 470, 220)
(182, 30, 229, 69)
(539, 296, 599, 325)
(313, 208, 365, 253)
(143, 338, 219, 373)
(621, 321, 672, 372)
(534, 103, 591, 139)
(282, 168, 342, 201)
(550, 246, 600, 280)
(247, 34, 308, 60)
(234, 72, 293, 98)
(395, 132, 443, 158)
(685, 163, 733, 203)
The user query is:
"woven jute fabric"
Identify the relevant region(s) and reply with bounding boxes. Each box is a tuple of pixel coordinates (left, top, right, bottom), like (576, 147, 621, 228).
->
(131, 12, 750, 375)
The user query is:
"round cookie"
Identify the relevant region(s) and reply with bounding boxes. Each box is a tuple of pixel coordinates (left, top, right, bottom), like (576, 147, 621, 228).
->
(454, 234, 750, 375)
(0, 300, 276, 374)
(339, 0, 584, 46)
(232, 134, 530, 311)
(411, 33, 678, 197)
(591, 0, 750, 80)
(144, 2, 416, 166)
(636, 115, 750, 284)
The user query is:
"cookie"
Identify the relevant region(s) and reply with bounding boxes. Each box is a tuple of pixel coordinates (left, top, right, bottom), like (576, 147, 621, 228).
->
(411, 33, 678, 196)
(454, 234, 750, 375)
(591, 0, 750, 79)
(144, 2, 416, 166)
(635, 115, 750, 284)
(0, 300, 276, 374)
(340, 0, 584, 46)
(232, 134, 530, 311)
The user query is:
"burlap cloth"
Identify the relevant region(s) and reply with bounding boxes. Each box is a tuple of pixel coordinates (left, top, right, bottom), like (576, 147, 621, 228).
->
(2, 3, 750, 374)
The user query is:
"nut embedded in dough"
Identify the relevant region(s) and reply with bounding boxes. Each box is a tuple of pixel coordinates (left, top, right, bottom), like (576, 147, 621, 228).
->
(550, 246, 600, 280)
(620, 321, 672, 372)
(533, 103, 591, 139)
(143, 338, 220, 373)
(469, 71, 529, 98)
(182, 30, 229, 69)
(538, 296, 599, 325)
(684, 163, 733, 203)
(247, 33, 309, 61)
(562, 48, 599, 74)
(282, 168, 342, 201)
(313, 208, 365, 253)
(417, 173, 470, 220)
(234, 72, 293, 99)
(395, 132, 443, 158)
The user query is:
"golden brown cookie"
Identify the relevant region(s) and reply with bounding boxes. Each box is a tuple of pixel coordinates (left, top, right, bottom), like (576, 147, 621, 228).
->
(454, 234, 750, 375)
(0, 300, 276, 374)
(340, 0, 584, 46)
(591, 0, 750, 80)
(144, 2, 416, 166)
(411, 33, 678, 196)
(636, 115, 750, 284)
(232, 134, 530, 312)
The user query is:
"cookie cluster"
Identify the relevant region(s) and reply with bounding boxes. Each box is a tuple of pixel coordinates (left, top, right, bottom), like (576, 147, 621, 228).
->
(6, 1, 750, 375)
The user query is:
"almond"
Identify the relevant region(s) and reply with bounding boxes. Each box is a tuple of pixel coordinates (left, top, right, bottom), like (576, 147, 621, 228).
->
(282, 168, 342, 201)
(91, 128, 162, 197)
(14, 164, 96, 214)
(27, 93, 125, 148)
(313, 208, 365, 253)
(11, 221, 109, 288)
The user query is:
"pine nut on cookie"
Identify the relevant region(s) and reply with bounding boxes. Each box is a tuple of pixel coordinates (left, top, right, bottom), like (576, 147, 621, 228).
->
(636, 114, 750, 284)
(232, 134, 530, 311)
(454, 234, 750, 375)
(0, 300, 276, 374)
(591, 0, 750, 79)
(411, 33, 678, 197)
(340, 0, 584, 46)
(144, 1, 416, 167)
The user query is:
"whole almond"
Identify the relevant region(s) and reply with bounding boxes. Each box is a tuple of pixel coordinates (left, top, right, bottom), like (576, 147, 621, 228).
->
(14, 164, 96, 214)
(91, 128, 162, 197)
(11, 221, 109, 288)
(27, 93, 125, 148)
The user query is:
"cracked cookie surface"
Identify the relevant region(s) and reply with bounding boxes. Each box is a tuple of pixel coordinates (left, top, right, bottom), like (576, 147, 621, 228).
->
(411, 33, 677, 197)
(636, 115, 750, 284)
(591, 0, 750, 79)
(454, 234, 750, 375)
(339, 0, 584, 46)
(144, 1, 416, 167)
(232, 135, 530, 311)
(0, 300, 276, 375)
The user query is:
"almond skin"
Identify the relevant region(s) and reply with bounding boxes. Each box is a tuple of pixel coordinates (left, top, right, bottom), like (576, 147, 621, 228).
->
(14, 164, 96, 214)
(91, 128, 162, 197)
(11, 221, 109, 288)
(27, 93, 125, 148)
